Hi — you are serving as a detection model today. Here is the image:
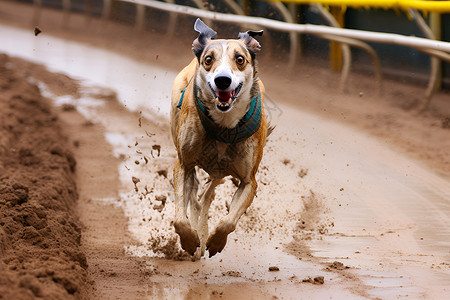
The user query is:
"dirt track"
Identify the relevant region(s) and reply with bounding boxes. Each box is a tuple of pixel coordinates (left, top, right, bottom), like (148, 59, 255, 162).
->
(0, 54, 87, 299)
(1, 2, 450, 299)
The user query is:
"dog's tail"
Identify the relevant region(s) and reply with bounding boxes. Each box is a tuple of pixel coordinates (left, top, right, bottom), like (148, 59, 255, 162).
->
(265, 122, 276, 145)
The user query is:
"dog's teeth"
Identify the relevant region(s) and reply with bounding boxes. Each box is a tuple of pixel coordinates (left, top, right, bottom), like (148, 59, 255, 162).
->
(215, 96, 234, 110)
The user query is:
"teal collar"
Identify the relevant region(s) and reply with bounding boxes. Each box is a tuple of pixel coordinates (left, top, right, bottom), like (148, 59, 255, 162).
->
(177, 84, 262, 144)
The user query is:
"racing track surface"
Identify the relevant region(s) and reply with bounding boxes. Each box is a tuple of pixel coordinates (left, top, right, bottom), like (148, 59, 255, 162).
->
(1, 24, 449, 299)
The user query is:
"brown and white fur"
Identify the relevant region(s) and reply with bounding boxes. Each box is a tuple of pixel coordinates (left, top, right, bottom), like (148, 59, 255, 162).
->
(170, 19, 269, 258)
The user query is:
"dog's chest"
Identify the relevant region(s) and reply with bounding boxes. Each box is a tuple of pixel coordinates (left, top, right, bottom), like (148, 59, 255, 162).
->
(197, 140, 248, 178)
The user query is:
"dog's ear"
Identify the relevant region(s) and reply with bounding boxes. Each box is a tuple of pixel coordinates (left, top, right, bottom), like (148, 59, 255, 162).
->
(192, 18, 217, 59)
(238, 30, 263, 54)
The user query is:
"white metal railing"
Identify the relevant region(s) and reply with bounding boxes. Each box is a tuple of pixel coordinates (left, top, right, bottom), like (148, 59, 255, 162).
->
(30, 0, 450, 106)
(121, 0, 450, 54)
(116, 0, 450, 106)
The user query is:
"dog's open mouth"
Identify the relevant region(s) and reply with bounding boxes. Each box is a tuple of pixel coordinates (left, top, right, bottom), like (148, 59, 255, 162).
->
(213, 83, 242, 112)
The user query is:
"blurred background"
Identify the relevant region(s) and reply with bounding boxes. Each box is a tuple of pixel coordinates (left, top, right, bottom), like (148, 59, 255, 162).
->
(5, 0, 449, 91)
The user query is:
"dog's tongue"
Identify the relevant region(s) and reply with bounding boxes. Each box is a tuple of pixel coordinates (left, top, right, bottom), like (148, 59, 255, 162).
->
(216, 91, 232, 102)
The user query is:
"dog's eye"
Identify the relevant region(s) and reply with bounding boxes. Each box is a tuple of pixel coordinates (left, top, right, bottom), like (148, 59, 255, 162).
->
(204, 56, 213, 65)
(236, 56, 245, 65)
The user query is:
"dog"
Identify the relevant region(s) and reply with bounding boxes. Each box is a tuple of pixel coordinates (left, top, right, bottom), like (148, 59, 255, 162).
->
(170, 18, 270, 258)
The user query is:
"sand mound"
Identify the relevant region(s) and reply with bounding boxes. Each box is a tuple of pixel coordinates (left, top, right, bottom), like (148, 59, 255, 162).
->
(0, 54, 87, 299)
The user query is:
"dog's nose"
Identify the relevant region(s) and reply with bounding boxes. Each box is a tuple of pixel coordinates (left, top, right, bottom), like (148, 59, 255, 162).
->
(214, 74, 232, 90)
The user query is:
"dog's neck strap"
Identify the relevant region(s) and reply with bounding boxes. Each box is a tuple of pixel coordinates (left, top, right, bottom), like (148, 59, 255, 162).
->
(192, 84, 262, 144)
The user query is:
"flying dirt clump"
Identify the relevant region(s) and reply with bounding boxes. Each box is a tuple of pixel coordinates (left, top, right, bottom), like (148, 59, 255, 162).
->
(285, 190, 335, 260)
(34, 26, 42, 36)
(326, 261, 350, 271)
(148, 233, 189, 260)
(302, 276, 325, 285)
(132, 176, 140, 192)
(294, 190, 334, 238)
(153, 195, 167, 213)
(222, 270, 242, 277)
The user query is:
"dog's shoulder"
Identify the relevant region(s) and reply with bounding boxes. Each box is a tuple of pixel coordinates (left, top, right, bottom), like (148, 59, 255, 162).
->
(173, 59, 198, 92)
(172, 59, 198, 108)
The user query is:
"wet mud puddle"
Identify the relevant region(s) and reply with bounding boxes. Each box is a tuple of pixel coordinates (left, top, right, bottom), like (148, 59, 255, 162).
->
(2, 25, 450, 299)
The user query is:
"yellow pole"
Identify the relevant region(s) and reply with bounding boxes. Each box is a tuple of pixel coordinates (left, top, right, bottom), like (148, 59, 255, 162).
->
(330, 6, 345, 71)
(430, 12, 442, 89)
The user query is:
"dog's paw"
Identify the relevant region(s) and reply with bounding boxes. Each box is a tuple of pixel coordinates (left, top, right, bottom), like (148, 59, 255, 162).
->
(191, 247, 203, 261)
(206, 227, 229, 257)
(173, 219, 200, 256)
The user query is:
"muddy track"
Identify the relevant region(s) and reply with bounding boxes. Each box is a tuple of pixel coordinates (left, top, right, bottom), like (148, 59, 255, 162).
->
(0, 54, 153, 299)
(0, 54, 86, 299)
(61, 101, 148, 298)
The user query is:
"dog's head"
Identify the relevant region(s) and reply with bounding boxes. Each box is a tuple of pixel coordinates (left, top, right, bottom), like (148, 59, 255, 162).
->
(192, 19, 263, 128)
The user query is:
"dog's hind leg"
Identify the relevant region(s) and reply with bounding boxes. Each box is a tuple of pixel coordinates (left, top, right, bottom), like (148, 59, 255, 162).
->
(206, 177, 257, 257)
(173, 160, 200, 256)
(188, 170, 200, 231)
(192, 178, 223, 259)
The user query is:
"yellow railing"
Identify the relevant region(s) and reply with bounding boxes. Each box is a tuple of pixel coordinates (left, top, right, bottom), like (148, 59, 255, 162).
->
(270, 0, 450, 13)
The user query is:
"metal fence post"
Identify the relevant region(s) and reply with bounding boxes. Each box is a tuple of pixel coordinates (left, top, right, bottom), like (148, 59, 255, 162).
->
(103, 0, 112, 20)
(33, 0, 42, 24)
(136, 4, 145, 30)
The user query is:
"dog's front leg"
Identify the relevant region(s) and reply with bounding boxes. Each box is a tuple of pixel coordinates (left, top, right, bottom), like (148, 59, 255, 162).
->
(173, 160, 200, 255)
(193, 178, 222, 259)
(206, 178, 257, 257)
